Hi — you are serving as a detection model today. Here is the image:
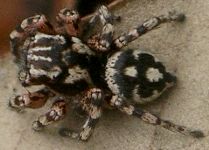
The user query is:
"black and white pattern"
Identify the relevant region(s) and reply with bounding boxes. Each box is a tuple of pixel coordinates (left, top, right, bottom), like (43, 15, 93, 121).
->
(9, 5, 204, 141)
(106, 49, 176, 103)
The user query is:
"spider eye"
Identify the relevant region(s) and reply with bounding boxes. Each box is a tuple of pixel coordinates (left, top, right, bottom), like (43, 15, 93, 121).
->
(33, 18, 39, 23)
(33, 15, 41, 23)
(66, 11, 73, 16)
(63, 9, 77, 16)
(65, 11, 69, 16)
(71, 11, 76, 15)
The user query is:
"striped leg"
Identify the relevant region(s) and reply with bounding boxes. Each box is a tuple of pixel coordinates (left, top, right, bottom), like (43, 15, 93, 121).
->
(113, 11, 185, 49)
(80, 0, 126, 22)
(110, 95, 204, 138)
(86, 5, 120, 52)
(9, 88, 54, 112)
(32, 97, 67, 131)
(59, 88, 104, 141)
(82, 5, 120, 38)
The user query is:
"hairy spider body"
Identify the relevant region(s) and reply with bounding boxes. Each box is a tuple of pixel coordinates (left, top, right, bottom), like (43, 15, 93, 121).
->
(105, 49, 176, 104)
(9, 6, 204, 141)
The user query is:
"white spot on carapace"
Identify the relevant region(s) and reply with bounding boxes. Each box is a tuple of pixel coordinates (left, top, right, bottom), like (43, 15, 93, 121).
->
(28, 54, 52, 62)
(124, 66, 137, 77)
(29, 65, 61, 80)
(34, 33, 66, 44)
(29, 65, 47, 77)
(146, 67, 163, 82)
(64, 66, 91, 84)
(47, 66, 62, 79)
(28, 46, 52, 53)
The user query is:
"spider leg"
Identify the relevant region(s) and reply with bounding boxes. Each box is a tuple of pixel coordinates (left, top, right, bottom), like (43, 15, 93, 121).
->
(9, 88, 54, 112)
(59, 88, 104, 141)
(113, 11, 186, 49)
(81, 13, 100, 38)
(86, 5, 120, 52)
(82, 6, 120, 39)
(80, 0, 127, 22)
(110, 95, 204, 138)
(32, 97, 67, 131)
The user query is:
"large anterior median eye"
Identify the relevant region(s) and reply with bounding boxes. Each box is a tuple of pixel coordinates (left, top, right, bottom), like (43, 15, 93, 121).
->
(33, 17, 40, 23)
(70, 10, 78, 16)
(65, 10, 72, 16)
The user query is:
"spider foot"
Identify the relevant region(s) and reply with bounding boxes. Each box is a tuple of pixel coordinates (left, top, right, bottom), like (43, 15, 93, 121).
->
(8, 88, 52, 112)
(59, 128, 80, 139)
(59, 127, 93, 141)
(32, 99, 66, 131)
(8, 95, 27, 113)
(190, 130, 205, 138)
(168, 10, 186, 22)
(32, 120, 45, 131)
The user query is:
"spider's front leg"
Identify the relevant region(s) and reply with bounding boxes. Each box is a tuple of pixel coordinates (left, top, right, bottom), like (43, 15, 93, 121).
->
(110, 95, 204, 138)
(59, 88, 104, 141)
(82, 5, 120, 38)
(9, 88, 54, 112)
(113, 11, 185, 49)
(86, 5, 120, 52)
(32, 97, 67, 131)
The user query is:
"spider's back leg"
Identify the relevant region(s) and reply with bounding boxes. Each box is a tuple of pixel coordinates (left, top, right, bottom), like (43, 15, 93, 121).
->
(9, 88, 54, 112)
(86, 5, 120, 52)
(59, 88, 104, 141)
(32, 97, 67, 131)
(113, 11, 185, 49)
(109, 95, 204, 138)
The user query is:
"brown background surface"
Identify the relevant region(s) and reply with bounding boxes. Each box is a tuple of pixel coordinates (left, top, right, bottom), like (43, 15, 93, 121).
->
(1, 0, 209, 149)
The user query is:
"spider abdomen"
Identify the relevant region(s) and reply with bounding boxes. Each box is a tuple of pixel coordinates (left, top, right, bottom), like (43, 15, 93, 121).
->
(105, 49, 176, 104)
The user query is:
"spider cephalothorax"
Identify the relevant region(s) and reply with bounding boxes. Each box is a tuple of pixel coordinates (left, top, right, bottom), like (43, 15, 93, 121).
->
(9, 5, 204, 141)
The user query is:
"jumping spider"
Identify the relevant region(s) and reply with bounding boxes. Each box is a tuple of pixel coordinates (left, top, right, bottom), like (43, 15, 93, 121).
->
(9, 5, 204, 141)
